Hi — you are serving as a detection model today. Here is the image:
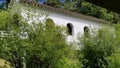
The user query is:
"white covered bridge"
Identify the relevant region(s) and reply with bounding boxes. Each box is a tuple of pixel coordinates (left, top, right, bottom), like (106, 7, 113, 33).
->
(13, 0, 110, 44)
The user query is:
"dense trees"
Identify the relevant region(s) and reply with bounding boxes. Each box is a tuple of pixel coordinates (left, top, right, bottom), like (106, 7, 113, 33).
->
(43, 0, 120, 24)
(78, 1, 120, 24)
(78, 26, 120, 68)
(0, 8, 81, 68)
(1, 0, 120, 23)
(0, 0, 7, 9)
(0, 1, 120, 68)
(0, 0, 11, 9)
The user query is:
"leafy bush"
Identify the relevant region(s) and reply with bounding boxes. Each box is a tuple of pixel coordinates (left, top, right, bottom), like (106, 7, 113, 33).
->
(0, 59, 13, 68)
(55, 57, 81, 68)
(78, 26, 120, 68)
(25, 21, 79, 68)
(0, 9, 80, 68)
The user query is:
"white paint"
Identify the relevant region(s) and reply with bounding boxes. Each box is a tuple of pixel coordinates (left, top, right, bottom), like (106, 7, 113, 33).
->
(18, 3, 105, 44)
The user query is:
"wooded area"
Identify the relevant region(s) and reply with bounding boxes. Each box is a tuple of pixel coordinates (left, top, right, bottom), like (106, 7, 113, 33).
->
(0, 0, 120, 68)
(1, 0, 120, 23)
(44, 0, 120, 24)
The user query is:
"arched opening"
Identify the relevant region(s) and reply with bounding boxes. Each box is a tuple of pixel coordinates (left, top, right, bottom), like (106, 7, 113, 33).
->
(84, 26, 90, 37)
(67, 23, 73, 35)
(45, 18, 55, 29)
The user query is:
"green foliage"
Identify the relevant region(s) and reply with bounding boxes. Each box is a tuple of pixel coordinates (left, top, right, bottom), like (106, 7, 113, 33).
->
(78, 1, 119, 23)
(46, 0, 59, 6)
(25, 18, 80, 68)
(46, 0, 120, 23)
(106, 54, 120, 68)
(78, 26, 120, 68)
(62, 1, 77, 11)
(2, 1, 120, 68)
(0, 10, 10, 30)
(55, 57, 81, 68)
(46, 0, 78, 11)
(0, 9, 80, 68)
(45, 18, 55, 29)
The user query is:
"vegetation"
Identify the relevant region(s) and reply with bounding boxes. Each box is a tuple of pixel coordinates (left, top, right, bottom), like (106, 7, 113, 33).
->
(78, 26, 120, 68)
(0, 1, 120, 68)
(1, 0, 120, 23)
(78, 1, 120, 24)
(44, 0, 120, 24)
(0, 0, 10, 9)
(0, 8, 81, 68)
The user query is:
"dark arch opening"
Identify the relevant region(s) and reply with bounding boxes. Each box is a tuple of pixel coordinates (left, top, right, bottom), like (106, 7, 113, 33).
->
(67, 23, 73, 35)
(84, 26, 90, 37)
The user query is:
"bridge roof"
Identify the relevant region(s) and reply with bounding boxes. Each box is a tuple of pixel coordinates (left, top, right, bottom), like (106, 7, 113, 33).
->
(19, 0, 111, 24)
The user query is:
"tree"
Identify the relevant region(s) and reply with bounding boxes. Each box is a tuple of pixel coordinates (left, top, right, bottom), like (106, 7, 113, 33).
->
(0, 7, 81, 68)
(25, 18, 80, 68)
(78, 25, 120, 68)
(77, 1, 120, 23)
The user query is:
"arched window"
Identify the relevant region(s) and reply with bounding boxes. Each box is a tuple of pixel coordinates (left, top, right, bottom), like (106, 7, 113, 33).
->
(67, 23, 73, 35)
(45, 18, 55, 29)
(84, 26, 90, 37)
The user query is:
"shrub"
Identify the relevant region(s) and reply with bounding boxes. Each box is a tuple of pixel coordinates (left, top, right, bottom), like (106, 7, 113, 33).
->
(78, 26, 120, 68)
(0, 9, 80, 68)
(0, 59, 13, 68)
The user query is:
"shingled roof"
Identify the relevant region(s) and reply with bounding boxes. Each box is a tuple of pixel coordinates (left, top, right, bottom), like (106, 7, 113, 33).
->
(19, 0, 110, 24)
